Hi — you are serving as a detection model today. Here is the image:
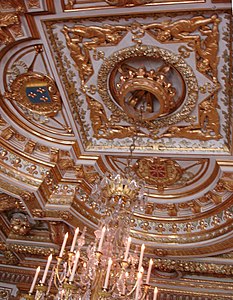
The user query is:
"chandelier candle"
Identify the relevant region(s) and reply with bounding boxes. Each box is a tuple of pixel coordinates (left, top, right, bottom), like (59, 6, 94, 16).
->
(138, 244, 145, 272)
(153, 287, 158, 300)
(103, 257, 113, 289)
(29, 266, 40, 294)
(97, 226, 106, 252)
(135, 272, 142, 300)
(59, 232, 68, 257)
(146, 259, 153, 284)
(123, 237, 131, 261)
(69, 250, 80, 282)
(41, 254, 52, 284)
(70, 227, 79, 252)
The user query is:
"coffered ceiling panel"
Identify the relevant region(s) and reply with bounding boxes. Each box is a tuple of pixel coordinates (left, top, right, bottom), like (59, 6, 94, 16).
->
(0, 0, 232, 299)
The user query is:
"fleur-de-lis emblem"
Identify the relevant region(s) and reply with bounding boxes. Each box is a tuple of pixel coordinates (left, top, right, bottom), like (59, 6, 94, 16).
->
(37, 87, 46, 93)
(40, 95, 49, 102)
(27, 92, 37, 98)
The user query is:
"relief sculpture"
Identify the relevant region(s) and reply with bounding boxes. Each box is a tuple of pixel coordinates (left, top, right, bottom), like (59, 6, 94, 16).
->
(63, 24, 128, 49)
(0, 12, 20, 45)
(143, 15, 220, 80)
(87, 96, 145, 139)
(143, 15, 218, 42)
(105, 0, 153, 6)
(199, 98, 220, 138)
(62, 26, 93, 84)
(10, 213, 31, 236)
(195, 17, 220, 80)
(64, 0, 153, 8)
(62, 24, 128, 84)
(60, 15, 221, 141)
(161, 94, 221, 140)
(0, 194, 19, 212)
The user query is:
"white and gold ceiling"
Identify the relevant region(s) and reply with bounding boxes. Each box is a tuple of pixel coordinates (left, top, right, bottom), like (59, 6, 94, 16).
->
(0, 0, 232, 299)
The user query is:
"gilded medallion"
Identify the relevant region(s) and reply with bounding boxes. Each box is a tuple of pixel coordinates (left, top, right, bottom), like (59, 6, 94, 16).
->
(134, 157, 183, 190)
(98, 45, 198, 128)
(5, 72, 62, 117)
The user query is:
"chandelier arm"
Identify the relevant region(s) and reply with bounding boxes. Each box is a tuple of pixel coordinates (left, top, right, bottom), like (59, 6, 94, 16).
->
(139, 284, 150, 300)
(124, 278, 138, 297)
(67, 252, 75, 278)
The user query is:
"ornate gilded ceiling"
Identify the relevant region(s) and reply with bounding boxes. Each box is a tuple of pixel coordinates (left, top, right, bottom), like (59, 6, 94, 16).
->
(0, 0, 232, 299)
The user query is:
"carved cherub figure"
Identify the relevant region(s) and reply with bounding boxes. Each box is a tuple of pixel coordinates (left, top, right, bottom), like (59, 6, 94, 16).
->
(161, 96, 221, 141)
(199, 99, 221, 138)
(143, 15, 218, 42)
(62, 27, 93, 84)
(161, 125, 212, 140)
(86, 96, 148, 139)
(195, 17, 220, 79)
(63, 24, 127, 49)
(86, 96, 109, 137)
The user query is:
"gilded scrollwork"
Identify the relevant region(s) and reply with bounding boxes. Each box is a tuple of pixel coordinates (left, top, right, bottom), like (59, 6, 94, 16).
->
(86, 96, 108, 137)
(0, 127, 15, 140)
(0, 241, 56, 256)
(46, 13, 226, 147)
(58, 158, 74, 170)
(98, 44, 198, 131)
(27, 0, 40, 8)
(32, 209, 73, 221)
(4, 250, 19, 265)
(0, 12, 20, 45)
(153, 258, 233, 276)
(215, 174, 233, 192)
(24, 140, 36, 154)
(2, 44, 73, 137)
(0, 10, 231, 295)
(0, 0, 25, 12)
(0, 290, 8, 299)
(199, 98, 220, 137)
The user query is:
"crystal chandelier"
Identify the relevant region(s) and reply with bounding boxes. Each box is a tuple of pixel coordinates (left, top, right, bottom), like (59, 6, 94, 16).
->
(24, 116, 158, 300)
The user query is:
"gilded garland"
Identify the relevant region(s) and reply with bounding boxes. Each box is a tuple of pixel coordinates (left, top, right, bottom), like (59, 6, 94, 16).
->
(98, 45, 198, 129)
